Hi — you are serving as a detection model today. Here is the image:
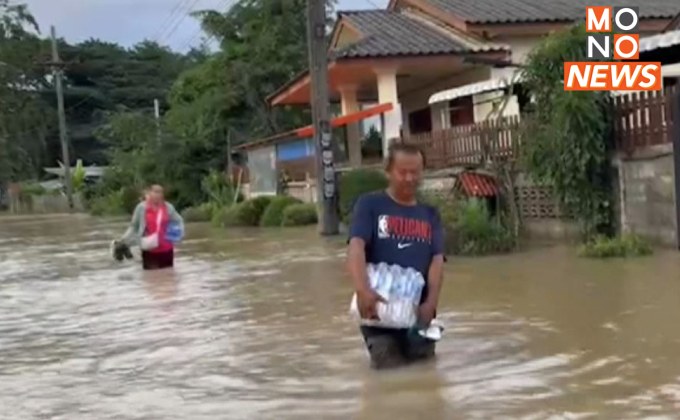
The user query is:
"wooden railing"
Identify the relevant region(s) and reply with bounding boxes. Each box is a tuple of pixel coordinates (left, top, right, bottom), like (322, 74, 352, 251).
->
(613, 85, 678, 155)
(401, 116, 522, 169)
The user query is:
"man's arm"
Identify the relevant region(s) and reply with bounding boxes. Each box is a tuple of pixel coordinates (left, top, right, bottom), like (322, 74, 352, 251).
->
(120, 203, 143, 246)
(346, 195, 373, 293)
(347, 238, 370, 293)
(425, 254, 444, 308)
(420, 207, 446, 324)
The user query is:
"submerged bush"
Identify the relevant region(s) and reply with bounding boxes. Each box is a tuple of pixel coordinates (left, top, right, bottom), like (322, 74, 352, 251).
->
(427, 195, 515, 256)
(247, 196, 274, 224)
(578, 234, 652, 258)
(88, 190, 126, 216)
(260, 196, 301, 227)
(219, 204, 243, 227)
(339, 169, 387, 223)
(181, 203, 214, 222)
(454, 198, 515, 256)
(86, 185, 139, 216)
(282, 203, 318, 226)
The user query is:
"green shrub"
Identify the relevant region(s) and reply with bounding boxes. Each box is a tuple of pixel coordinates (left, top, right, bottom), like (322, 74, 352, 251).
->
(181, 203, 214, 222)
(339, 169, 388, 223)
(428, 196, 515, 256)
(219, 205, 243, 227)
(248, 196, 274, 224)
(282, 203, 318, 226)
(260, 195, 302, 227)
(88, 190, 126, 216)
(120, 186, 141, 214)
(453, 198, 515, 256)
(87, 186, 139, 216)
(578, 234, 653, 258)
(20, 182, 46, 197)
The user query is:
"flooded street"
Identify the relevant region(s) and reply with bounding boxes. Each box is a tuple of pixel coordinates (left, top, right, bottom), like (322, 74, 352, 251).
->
(3, 214, 680, 419)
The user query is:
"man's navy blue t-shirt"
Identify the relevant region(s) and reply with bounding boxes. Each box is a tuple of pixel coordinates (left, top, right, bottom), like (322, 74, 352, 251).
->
(348, 191, 445, 301)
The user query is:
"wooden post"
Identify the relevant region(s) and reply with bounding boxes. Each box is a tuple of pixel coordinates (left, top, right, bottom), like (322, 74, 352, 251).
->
(307, 0, 339, 235)
(672, 82, 680, 250)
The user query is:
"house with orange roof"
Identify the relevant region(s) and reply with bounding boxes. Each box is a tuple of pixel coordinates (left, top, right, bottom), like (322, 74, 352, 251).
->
(236, 0, 680, 199)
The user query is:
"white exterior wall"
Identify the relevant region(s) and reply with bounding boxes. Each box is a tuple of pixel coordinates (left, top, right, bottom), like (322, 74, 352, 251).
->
(399, 67, 492, 135)
(472, 90, 521, 122)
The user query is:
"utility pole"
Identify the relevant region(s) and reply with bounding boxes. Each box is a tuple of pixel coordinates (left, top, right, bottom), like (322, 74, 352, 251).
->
(154, 98, 161, 144)
(226, 128, 234, 181)
(307, 0, 339, 235)
(50, 26, 74, 210)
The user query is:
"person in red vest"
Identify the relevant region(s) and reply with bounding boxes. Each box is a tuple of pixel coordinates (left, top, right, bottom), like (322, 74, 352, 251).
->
(118, 184, 184, 270)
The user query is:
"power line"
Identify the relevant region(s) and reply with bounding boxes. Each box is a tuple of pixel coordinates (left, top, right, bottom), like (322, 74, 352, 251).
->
(157, 0, 203, 45)
(177, 0, 235, 52)
(150, 0, 193, 41)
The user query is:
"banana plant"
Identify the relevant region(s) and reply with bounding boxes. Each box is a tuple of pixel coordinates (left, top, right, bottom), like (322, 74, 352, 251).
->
(57, 159, 86, 192)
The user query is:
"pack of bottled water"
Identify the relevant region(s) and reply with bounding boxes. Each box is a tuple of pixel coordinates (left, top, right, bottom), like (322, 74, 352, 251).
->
(349, 262, 425, 329)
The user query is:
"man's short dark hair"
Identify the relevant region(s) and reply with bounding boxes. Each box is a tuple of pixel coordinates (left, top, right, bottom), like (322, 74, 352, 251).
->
(385, 142, 426, 170)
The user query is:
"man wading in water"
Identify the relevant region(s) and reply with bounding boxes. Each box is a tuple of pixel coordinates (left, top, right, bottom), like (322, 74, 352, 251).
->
(347, 143, 445, 369)
(119, 184, 184, 270)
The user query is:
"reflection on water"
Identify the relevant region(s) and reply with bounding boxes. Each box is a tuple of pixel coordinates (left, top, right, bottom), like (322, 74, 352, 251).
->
(2, 214, 680, 419)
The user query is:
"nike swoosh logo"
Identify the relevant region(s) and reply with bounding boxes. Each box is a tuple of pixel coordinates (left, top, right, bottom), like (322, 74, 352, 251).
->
(397, 243, 412, 249)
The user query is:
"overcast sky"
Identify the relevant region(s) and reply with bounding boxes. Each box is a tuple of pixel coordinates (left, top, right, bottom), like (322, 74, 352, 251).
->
(24, 0, 388, 51)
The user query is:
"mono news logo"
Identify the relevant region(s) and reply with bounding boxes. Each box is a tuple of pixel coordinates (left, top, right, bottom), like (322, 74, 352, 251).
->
(563, 6, 662, 91)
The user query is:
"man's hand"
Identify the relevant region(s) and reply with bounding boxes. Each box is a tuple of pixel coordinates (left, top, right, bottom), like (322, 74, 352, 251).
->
(418, 301, 437, 327)
(356, 288, 386, 320)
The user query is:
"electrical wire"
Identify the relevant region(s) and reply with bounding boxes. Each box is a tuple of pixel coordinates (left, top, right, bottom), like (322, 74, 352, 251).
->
(176, 0, 235, 52)
(150, 0, 193, 41)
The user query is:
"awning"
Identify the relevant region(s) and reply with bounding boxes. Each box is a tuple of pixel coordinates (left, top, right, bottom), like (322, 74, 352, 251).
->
(662, 62, 680, 78)
(428, 77, 523, 105)
(640, 29, 680, 53)
(455, 172, 499, 197)
(235, 102, 393, 151)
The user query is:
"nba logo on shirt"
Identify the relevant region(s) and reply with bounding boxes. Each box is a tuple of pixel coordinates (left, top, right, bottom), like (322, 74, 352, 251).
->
(377, 215, 389, 238)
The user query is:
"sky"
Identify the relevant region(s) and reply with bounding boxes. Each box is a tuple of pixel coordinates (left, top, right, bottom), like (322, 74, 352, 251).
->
(24, 0, 388, 51)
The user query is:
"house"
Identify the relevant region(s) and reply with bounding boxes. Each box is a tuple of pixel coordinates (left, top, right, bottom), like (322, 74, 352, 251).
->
(238, 0, 680, 199)
(639, 28, 680, 84)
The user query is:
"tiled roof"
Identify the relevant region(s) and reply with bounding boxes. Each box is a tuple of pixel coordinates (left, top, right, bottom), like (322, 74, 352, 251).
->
(428, 0, 680, 24)
(334, 10, 506, 59)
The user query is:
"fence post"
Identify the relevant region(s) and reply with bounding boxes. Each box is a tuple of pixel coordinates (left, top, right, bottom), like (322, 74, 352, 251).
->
(672, 82, 680, 250)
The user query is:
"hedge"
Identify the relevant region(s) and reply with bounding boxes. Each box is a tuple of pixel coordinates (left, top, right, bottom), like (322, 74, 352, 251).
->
(260, 196, 302, 227)
(281, 203, 318, 226)
(339, 169, 387, 223)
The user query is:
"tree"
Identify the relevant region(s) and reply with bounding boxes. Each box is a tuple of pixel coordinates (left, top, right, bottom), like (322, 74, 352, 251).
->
(522, 25, 614, 239)
(0, 0, 55, 185)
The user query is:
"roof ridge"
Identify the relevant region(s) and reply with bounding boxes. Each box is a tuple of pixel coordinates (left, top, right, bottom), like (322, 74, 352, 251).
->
(338, 9, 391, 15)
(400, 9, 509, 52)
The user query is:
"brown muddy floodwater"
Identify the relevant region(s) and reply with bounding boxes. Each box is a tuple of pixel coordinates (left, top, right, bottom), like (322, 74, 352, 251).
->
(2, 214, 680, 419)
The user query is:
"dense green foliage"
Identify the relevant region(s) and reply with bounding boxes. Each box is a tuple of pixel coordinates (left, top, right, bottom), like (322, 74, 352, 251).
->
(426, 194, 515, 256)
(181, 203, 214, 223)
(0, 0, 196, 191)
(579, 234, 653, 258)
(0, 0, 55, 185)
(339, 169, 388, 223)
(222, 196, 274, 227)
(2, 0, 313, 215)
(260, 196, 301, 227)
(522, 25, 614, 240)
(281, 203, 318, 226)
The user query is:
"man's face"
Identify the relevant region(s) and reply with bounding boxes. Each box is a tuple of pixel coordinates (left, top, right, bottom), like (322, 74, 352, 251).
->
(386, 151, 423, 198)
(149, 185, 164, 202)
